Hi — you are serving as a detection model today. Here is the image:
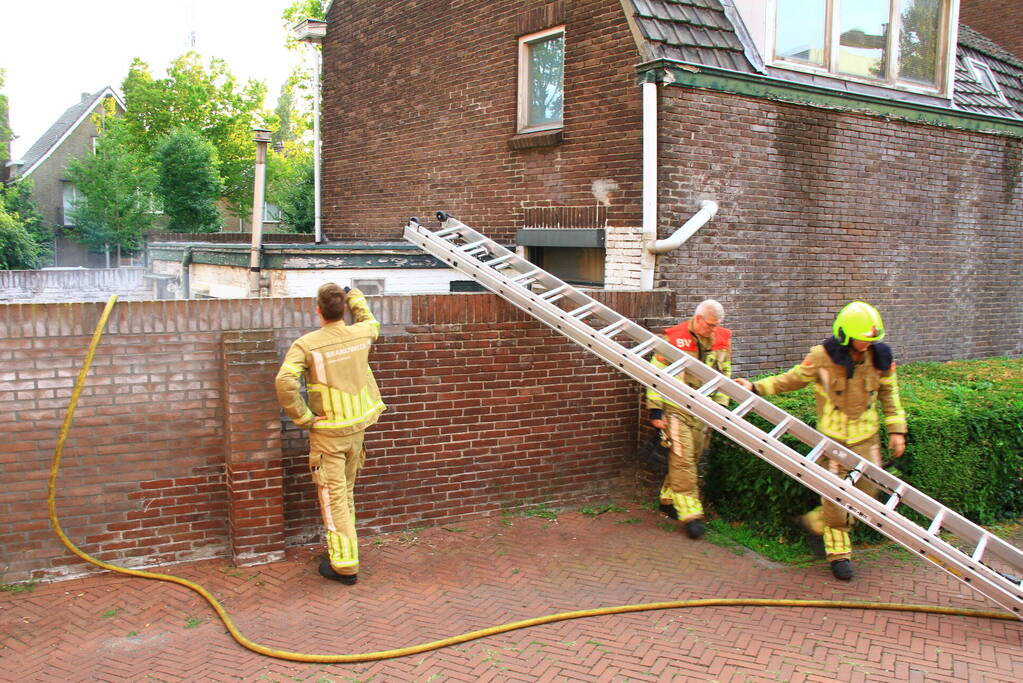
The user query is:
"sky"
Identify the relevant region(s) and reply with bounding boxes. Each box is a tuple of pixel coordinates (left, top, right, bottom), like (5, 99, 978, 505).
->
(1, 0, 309, 160)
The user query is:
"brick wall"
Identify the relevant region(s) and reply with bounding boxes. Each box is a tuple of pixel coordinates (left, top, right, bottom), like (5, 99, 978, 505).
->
(320, 0, 643, 242)
(960, 0, 1023, 59)
(655, 87, 1023, 371)
(0, 290, 671, 582)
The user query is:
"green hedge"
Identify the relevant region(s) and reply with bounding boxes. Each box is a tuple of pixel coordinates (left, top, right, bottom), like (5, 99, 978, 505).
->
(703, 357, 1023, 541)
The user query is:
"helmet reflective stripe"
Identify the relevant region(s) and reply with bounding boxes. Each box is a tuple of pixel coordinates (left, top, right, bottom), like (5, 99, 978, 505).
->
(832, 301, 885, 344)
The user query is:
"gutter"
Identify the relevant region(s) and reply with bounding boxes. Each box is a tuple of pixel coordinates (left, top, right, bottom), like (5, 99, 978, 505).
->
(636, 58, 1023, 138)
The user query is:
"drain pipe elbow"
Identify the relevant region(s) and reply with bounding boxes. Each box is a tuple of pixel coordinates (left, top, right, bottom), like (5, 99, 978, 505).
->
(647, 200, 719, 255)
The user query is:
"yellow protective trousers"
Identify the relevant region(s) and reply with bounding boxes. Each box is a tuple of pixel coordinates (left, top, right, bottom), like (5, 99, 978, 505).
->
(659, 407, 711, 523)
(309, 429, 366, 576)
(802, 433, 882, 561)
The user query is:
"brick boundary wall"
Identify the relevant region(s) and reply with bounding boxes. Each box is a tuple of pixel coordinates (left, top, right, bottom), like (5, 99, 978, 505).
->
(0, 290, 673, 581)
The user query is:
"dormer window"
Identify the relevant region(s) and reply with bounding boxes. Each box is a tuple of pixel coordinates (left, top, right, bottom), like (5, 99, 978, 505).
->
(967, 58, 1005, 100)
(772, 0, 952, 93)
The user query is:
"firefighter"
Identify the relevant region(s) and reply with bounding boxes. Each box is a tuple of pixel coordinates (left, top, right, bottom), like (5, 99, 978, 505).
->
(647, 299, 732, 539)
(276, 284, 386, 584)
(736, 301, 907, 581)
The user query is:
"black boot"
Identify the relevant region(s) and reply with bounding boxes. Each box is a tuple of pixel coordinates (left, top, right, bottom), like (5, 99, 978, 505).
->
(683, 519, 706, 540)
(659, 503, 679, 520)
(830, 559, 854, 581)
(319, 558, 358, 585)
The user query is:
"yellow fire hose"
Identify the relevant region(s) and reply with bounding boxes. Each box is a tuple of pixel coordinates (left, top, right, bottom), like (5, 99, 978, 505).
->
(46, 295, 1013, 664)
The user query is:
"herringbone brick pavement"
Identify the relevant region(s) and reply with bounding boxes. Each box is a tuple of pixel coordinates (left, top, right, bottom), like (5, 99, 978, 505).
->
(2, 505, 1021, 682)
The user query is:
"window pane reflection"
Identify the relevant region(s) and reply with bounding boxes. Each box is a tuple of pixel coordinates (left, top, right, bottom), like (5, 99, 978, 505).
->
(775, 0, 827, 65)
(837, 0, 889, 80)
(528, 34, 564, 127)
(898, 0, 941, 85)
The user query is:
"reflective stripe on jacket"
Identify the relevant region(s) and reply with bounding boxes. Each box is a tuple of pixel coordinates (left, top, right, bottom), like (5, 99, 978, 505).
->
(752, 344, 906, 444)
(646, 321, 732, 410)
(275, 289, 386, 437)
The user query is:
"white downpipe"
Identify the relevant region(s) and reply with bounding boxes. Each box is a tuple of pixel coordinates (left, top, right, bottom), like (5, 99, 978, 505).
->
(312, 45, 323, 244)
(647, 200, 719, 254)
(640, 80, 658, 289)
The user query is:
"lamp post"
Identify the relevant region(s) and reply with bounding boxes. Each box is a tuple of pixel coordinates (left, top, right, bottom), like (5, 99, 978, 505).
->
(292, 18, 327, 244)
(249, 128, 272, 297)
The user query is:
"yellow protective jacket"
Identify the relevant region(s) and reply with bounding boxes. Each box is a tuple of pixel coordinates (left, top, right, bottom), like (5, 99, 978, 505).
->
(275, 289, 386, 437)
(751, 341, 907, 445)
(646, 321, 733, 410)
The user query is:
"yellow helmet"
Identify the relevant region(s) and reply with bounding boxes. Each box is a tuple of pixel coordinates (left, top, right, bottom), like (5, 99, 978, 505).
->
(832, 301, 885, 345)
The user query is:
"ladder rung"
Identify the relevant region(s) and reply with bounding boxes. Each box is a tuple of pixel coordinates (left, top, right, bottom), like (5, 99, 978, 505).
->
(568, 302, 599, 319)
(458, 239, 488, 252)
(884, 485, 905, 510)
(511, 269, 541, 284)
(631, 338, 658, 356)
(697, 377, 722, 397)
(767, 416, 791, 439)
(803, 442, 826, 464)
(972, 534, 990, 562)
(434, 225, 463, 238)
(928, 510, 945, 536)
(731, 396, 756, 418)
(484, 253, 516, 268)
(663, 356, 691, 376)
(597, 320, 628, 337)
(844, 462, 864, 485)
(539, 285, 569, 301)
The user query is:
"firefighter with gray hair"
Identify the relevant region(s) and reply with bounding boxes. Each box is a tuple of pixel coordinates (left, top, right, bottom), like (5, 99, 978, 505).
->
(736, 301, 907, 581)
(276, 283, 386, 584)
(647, 299, 732, 540)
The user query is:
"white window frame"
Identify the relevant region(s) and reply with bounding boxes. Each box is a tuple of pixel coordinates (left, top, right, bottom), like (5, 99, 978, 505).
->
(767, 0, 958, 97)
(517, 26, 565, 133)
(967, 57, 1007, 102)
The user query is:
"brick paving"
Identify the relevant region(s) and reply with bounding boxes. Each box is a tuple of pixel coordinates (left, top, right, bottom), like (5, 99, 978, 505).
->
(2, 504, 1021, 682)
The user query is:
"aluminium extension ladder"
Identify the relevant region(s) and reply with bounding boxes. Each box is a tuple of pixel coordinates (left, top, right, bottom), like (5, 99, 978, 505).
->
(404, 211, 1023, 620)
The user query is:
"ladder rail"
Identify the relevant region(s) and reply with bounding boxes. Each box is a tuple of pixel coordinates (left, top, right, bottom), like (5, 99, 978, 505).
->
(404, 216, 1023, 618)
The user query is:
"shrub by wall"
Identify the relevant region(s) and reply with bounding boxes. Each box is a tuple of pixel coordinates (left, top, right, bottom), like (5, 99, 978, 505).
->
(702, 358, 1023, 540)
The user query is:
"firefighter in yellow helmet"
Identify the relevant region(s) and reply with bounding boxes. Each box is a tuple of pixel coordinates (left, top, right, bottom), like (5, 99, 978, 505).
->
(276, 284, 386, 584)
(736, 302, 907, 581)
(647, 299, 733, 540)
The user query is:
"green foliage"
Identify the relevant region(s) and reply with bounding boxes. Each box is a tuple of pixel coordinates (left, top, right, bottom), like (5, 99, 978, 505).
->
(267, 150, 314, 232)
(0, 68, 10, 166)
(65, 108, 155, 252)
(120, 53, 266, 218)
(0, 205, 42, 269)
(1, 180, 50, 265)
(154, 127, 223, 233)
(703, 358, 1023, 541)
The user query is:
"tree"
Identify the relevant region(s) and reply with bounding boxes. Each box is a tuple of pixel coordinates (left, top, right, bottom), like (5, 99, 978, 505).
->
(0, 206, 41, 270)
(268, 150, 314, 233)
(154, 127, 223, 233)
(120, 53, 266, 218)
(65, 103, 155, 258)
(0, 69, 11, 173)
(1, 180, 50, 264)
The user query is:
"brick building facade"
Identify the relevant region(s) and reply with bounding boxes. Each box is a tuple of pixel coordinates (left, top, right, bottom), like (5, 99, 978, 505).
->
(319, 0, 1023, 372)
(0, 291, 670, 581)
(960, 0, 1023, 59)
